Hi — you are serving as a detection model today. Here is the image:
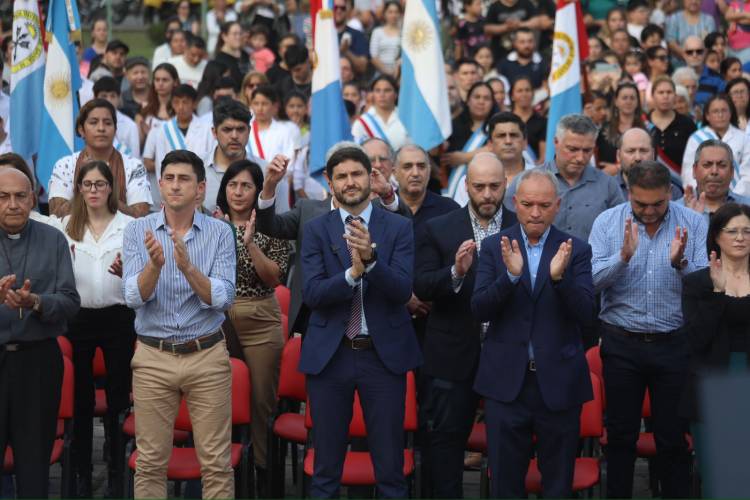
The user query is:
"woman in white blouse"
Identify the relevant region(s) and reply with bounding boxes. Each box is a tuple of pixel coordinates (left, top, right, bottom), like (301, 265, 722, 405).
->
(682, 94, 750, 197)
(61, 160, 135, 498)
(350, 75, 410, 150)
(369, 1, 402, 78)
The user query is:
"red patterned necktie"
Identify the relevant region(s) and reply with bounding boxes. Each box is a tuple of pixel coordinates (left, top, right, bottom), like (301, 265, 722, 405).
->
(345, 215, 363, 339)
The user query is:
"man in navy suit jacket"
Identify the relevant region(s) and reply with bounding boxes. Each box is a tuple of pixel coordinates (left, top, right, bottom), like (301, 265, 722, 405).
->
(472, 169, 595, 498)
(299, 146, 422, 498)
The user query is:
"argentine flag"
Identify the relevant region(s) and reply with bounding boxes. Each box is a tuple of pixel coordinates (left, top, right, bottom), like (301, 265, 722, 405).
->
(38, 0, 83, 190)
(309, 0, 352, 176)
(544, 0, 589, 162)
(10, 0, 46, 160)
(398, 0, 451, 150)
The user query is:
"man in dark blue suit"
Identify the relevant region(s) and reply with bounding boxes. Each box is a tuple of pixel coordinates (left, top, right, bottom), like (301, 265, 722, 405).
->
(472, 169, 595, 498)
(415, 153, 517, 498)
(299, 146, 422, 498)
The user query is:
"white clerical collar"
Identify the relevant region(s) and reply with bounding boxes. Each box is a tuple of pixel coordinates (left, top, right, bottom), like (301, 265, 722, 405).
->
(7, 233, 19, 240)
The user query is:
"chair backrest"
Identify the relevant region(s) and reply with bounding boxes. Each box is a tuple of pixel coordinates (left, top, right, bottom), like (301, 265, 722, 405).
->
(642, 389, 651, 418)
(57, 336, 73, 359)
(93, 347, 107, 378)
(580, 372, 604, 438)
(59, 356, 75, 420)
(173, 399, 192, 432)
(585, 346, 602, 378)
(281, 314, 289, 342)
(277, 336, 306, 402)
(275, 285, 291, 317)
(231, 357, 251, 425)
(305, 371, 418, 437)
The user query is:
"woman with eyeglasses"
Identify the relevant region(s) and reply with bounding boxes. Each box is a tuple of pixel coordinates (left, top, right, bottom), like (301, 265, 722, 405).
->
(645, 46, 670, 109)
(597, 82, 646, 173)
(726, 78, 750, 130)
(681, 203, 750, 497)
(49, 99, 152, 219)
(215, 160, 291, 492)
(239, 71, 269, 107)
(647, 76, 697, 174)
(61, 160, 135, 498)
(682, 94, 750, 194)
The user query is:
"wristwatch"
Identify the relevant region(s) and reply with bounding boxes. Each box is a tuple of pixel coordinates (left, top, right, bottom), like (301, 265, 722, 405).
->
(671, 258, 688, 271)
(32, 294, 42, 314)
(362, 243, 378, 266)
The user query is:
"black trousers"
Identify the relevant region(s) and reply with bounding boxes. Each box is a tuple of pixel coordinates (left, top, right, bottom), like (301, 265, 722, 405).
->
(601, 323, 691, 498)
(485, 370, 581, 499)
(0, 338, 63, 498)
(418, 374, 478, 498)
(68, 305, 135, 474)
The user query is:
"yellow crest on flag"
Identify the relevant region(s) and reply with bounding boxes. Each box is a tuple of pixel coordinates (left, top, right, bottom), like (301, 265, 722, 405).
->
(11, 10, 44, 73)
(405, 21, 432, 52)
(551, 32, 575, 82)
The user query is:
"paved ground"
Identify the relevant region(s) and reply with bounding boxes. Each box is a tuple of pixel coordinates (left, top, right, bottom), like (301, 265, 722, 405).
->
(41, 419, 654, 498)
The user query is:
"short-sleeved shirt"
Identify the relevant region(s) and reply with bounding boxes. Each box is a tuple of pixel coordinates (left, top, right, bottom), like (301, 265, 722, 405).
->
(456, 17, 487, 57)
(647, 112, 697, 171)
(48, 151, 152, 207)
(486, 0, 537, 60)
(498, 51, 548, 89)
(665, 11, 716, 48)
(338, 26, 370, 59)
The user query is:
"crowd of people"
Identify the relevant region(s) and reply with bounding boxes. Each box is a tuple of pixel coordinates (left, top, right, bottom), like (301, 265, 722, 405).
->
(2, 0, 750, 498)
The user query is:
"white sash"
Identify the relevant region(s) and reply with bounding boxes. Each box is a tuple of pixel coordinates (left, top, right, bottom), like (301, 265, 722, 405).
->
(445, 126, 488, 200)
(164, 118, 188, 151)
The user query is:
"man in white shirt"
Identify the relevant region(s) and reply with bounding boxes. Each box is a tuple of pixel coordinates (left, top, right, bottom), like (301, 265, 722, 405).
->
(167, 33, 208, 89)
(93, 77, 141, 158)
(143, 85, 213, 207)
(203, 99, 290, 214)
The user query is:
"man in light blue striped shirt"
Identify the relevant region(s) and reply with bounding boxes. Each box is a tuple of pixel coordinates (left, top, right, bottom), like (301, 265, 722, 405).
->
(589, 160, 708, 499)
(122, 150, 237, 499)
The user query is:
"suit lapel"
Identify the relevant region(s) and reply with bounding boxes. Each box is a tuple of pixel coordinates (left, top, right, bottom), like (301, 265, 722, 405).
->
(325, 210, 351, 270)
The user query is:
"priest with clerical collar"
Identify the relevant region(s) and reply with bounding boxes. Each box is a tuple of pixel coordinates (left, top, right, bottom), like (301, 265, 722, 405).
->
(0, 168, 80, 498)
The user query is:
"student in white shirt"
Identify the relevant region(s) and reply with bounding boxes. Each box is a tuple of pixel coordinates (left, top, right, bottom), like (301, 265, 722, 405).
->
(351, 74, 410, 150)
(143, 84, 213, 207)
(152, 18, 186, 69)
(248, 85, 299, 162)
(59, 160, 135, 498)
(49, 99, 152, 219)
(93, 77, 141, 158)
(203, 99, 290, 214)
(167, 33, 208, 89)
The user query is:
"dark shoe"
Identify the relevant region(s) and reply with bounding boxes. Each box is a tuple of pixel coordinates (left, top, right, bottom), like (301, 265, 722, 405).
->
(76, 470, 93, 499)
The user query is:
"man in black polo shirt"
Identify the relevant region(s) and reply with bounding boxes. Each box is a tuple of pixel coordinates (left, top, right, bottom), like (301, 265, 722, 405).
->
(498, 28, 548, 89)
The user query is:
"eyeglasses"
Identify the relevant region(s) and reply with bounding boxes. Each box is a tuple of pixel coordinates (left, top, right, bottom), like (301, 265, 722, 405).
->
(721, 227, 750, 238)
(709, 108, 730, 115)
(685, 49, 705, 56)
(730, 89, 749, 97)
(80, 180, 110, 191)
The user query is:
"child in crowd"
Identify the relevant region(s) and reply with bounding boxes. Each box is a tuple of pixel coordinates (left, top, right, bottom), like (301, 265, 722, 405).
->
(246, 25, 276, 73)
(454, 0, 486, 60)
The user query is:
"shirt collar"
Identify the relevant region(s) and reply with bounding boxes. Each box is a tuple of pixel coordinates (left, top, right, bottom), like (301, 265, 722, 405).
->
(548, 158, 594, 185)
(469, 204, 503, 229)
(519, 224, 551, 249)
(506, 51, 543, 64)
(339, 202, 373, 226)
(155, 209, 203, 231)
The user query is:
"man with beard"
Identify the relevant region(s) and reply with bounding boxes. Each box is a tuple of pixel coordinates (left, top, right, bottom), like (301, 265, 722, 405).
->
(202, 99, 290, 213)
(498, 28, 547, 89)
(679, 139, 750, 220)
(507, 114, 624, 241)
(414, 153, 517, 498)
(299, 146, 421, 498)
(589, 161, 707, 498)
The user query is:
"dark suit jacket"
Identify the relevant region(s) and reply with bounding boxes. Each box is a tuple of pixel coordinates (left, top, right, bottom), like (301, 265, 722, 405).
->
(413, 191, 461, 237)
(472, 224, 595, 411)
(680, 268, 749, 420)
(255, 196, 411, 331)
(414, 206, 517, 382)
(299, 205, 423, 375)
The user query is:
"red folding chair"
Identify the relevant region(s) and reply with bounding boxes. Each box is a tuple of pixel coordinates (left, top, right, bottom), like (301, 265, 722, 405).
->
(267, 336, 306, 497)
(127, 358, 253, 498)
(57, 336, 73, 359)
(3, 355, 75, 498)
(275, 285, 291, 317)
(300, 372, 418, 497)
(525, 372, 604, 496)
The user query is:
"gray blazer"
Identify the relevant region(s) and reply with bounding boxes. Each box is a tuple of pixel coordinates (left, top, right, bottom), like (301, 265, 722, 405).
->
(256, 196, 412, 332)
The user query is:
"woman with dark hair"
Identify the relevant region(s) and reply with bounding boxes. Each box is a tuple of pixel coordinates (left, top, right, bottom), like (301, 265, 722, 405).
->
(351, 74, 410, 149)
(136, 62, 179, 145)
(369, 0, 402, 77)
(726, 77, 750, 130)
(216, 159, 291, 485)
(721, 57, 743, 83)
(597, 82, 646, 172)
(248, 85, 299, 163)
(647, 75, 697, 173)
(682, 94, 750, 193)
(510, 76, 546, 162)
(196, 60, 231, 115)
(681, 202, 750, 497)
(214, 21, 251, 88)
(61, 160, 135, 498)
(49, 99, 152, 219)
(442, 81, 497, 201)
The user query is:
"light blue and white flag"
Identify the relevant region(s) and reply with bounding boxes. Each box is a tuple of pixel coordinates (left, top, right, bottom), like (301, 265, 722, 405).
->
(544, 0, 588, 162)
(10, 0, 46, 160)
(309, 0, 352, 176)
(398, 0, 451, 150)
(38, 0, 83, 191)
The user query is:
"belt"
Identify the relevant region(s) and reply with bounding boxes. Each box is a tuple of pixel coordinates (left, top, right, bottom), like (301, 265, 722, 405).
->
(342, 336, 373, 350)
(137, 331, 223, 354)
(0, 338, 54, 352)
(604, 323, 679, 343)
